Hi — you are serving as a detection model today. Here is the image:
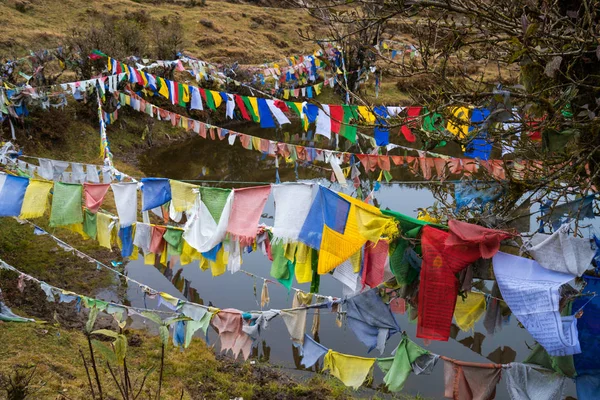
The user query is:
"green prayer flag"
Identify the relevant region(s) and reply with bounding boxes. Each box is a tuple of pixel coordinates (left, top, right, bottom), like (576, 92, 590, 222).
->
(377, 334, 429, 392)
(242, 96, 259, 122)
(340, 105, 358, 143)
(83, 209, 98, 240)
(204, 89, 216, 110)
(163, 227, 184, 256)
(178, 83, 186, 107)
(198, 187, 231, 224)
(310, 248, 320, 293)
(49, 182, 83, 227)
(270, 242, 289, 280)
(382, 210, 446, 285)
(286, 102, 302, 117)
(81, 296, 109, 311)
(422, 109, 445, 133)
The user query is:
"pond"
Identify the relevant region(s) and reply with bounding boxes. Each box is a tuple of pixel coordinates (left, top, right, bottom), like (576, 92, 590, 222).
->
(127, 125, 576, 399)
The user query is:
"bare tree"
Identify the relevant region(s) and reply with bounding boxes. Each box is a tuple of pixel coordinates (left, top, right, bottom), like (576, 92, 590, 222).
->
(291, 0, 600, 228)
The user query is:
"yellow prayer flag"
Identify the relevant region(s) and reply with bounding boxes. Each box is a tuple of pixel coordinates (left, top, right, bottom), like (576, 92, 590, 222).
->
(314, 83, 322, 96)
(210, 246, 228, 276)
(182, 84, 190, 103)
(252, 136, 262, 151)
(447, 106, 470, 139)
(249, 97, 260, 123)
(295, 243, 313, 283)
(210, 90, 223, 108)
(19, 179, 53, 219)
(357, 106, 376, 124)
(144, 252, 155, 265)
(158, 77, 169, 99)
(319, 193, 396, 274)
(180, 240, 201, 265)
(97, 212, 113, 249)
(323, 350, 375, 390)
(170, 180, 199, 212)
(454, 292, 487, 332)
(283, 89, 290, 100)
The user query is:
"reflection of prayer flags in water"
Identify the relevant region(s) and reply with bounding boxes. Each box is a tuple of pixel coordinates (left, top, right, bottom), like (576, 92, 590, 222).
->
(464, 108, 492, 160)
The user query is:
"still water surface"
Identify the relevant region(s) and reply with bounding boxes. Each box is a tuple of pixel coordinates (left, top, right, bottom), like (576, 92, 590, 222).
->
(126, 131, 576, 399)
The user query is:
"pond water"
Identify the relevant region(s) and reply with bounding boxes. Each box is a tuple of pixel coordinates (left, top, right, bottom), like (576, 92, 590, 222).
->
(126, 126, 577, 399)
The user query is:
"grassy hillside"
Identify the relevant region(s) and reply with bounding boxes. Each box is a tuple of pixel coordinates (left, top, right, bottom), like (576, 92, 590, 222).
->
(0, 0, 322, 63)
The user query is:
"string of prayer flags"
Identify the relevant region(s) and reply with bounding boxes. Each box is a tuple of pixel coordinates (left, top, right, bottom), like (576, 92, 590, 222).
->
(493, 251, 581, 356)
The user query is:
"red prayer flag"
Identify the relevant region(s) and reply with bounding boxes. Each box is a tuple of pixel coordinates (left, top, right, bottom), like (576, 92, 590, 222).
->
(446, 220, 512, 259)
(329, 105, 344, 135)
(400, 106, 422, 142)
(377, 155, 391, 171)
(417, 226, 481, 341)
(234, 95, 251, 120)
(361, 240, 389, 289)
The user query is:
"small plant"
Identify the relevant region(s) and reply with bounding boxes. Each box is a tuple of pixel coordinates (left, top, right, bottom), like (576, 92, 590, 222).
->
(14, 1, 33, 13)
(0, 366, 40, 400)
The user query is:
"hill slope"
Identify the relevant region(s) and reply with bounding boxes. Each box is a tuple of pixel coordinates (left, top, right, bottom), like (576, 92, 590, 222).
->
(0, 0, 321, 63)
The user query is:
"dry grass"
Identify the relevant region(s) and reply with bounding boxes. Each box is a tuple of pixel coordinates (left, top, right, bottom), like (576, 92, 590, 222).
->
(0, 0, 324, 63)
